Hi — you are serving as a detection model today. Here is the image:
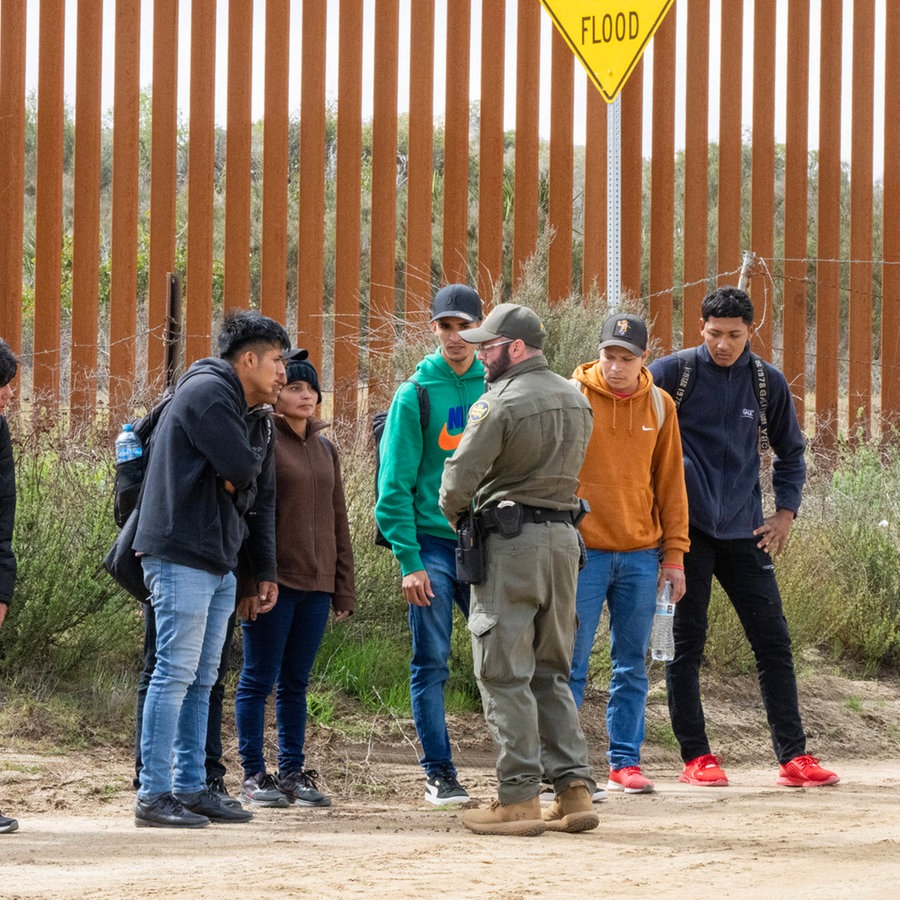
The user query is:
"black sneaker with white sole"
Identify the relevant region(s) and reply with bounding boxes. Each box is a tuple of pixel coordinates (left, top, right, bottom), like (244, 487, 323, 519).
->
(276, 769, 331, 807)
(206, 776, 243, 810)
(0, 811, 19, 833)
(424, 772, 469, 805)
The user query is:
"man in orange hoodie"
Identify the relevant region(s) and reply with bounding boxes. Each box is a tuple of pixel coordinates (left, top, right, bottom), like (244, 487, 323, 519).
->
(569, 313, 689, 797)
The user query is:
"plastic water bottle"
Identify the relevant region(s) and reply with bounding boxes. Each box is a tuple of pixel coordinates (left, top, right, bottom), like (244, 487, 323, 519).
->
(115, 423, 143, 464)
(650, 581, 676, 661)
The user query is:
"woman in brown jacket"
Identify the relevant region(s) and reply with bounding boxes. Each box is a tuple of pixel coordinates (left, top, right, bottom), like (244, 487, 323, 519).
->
(235, 354, 355, 809)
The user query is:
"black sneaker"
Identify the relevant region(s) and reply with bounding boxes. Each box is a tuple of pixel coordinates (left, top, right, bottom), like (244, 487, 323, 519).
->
(0, 811, 18, 834)
(174, 788, 253, 823)
(206, 775, 243, 810)
(424, 772, 469, 806)
(240, 772, 290, 808)
(276, 769, 331, 808)
(134, 792, 210, 829)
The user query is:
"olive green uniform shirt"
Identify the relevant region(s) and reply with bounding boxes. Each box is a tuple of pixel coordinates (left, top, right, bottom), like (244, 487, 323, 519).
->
(439, 356, 592, 521)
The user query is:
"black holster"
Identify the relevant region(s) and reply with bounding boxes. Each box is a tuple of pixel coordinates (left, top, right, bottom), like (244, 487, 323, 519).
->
(455, 512, 485, 585)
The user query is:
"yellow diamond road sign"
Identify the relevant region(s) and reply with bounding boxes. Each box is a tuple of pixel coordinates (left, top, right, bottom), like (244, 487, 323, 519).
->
(539, 1, 675, 103)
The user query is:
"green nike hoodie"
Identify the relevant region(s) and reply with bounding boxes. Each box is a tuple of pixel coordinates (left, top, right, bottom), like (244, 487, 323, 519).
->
(375, 350, 485, 575)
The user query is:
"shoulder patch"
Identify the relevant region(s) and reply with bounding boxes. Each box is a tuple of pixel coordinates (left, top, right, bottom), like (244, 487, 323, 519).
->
(467, 399, 491, 423)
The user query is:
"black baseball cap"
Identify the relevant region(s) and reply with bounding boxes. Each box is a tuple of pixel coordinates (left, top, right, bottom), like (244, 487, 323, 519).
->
(597, 313, 648, 356)
(430, 284, 484, 323)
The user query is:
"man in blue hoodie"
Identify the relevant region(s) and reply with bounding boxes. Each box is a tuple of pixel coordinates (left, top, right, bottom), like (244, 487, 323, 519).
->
(374, 284, 485, 805)
(650, 287, 839, 789)
(133, 310, 290, 828)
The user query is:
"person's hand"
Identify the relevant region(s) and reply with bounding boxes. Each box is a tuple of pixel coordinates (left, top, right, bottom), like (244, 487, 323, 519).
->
(256, 581, 278, 615)
(0, 602, 7, 629)
(333, 609, 351, 623)
(660, 567, 686, 602)
(402, 569, 434, 607)
(237, 596, 258, 621)
(753, 508, 795, 556)
(222, 480, 236, 495)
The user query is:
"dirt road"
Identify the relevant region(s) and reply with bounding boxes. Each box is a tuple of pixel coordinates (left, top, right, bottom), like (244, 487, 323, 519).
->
(0, 755, 897, 899)
(1, 671, 898, 898)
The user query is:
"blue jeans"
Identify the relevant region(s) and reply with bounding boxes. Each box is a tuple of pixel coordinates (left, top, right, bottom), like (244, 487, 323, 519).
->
(133, 603, 236, 789)
(137, 557, 236, 800)
(569, 548, 659, 770)
(667, 527, 806, 765)
(409, 533, 470, 778)
(235, 588, 331, 776)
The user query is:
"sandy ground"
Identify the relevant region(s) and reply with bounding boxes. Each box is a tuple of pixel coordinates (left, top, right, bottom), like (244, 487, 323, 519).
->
(1, 670, 898, 898)
(0, 758, 897, 899)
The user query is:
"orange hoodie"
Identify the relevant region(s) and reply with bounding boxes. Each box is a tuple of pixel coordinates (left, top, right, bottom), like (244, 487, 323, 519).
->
(571, 361, 689, 565)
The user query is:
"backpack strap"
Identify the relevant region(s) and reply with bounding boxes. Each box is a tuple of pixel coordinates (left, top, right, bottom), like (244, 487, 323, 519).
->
(649, 384, 666, 429)
(672, 348, 697, 410)
(749, 353, 770, 452)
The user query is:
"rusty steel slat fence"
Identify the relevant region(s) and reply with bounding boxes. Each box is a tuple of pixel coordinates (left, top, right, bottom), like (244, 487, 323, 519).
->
(0, 0, 898, 438)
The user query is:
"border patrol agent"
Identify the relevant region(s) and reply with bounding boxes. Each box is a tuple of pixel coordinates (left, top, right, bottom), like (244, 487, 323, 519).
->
(439, 303, 599, 837)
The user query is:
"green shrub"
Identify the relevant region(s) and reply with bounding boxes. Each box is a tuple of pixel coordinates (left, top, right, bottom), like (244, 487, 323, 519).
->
(0, 420, 142, 685)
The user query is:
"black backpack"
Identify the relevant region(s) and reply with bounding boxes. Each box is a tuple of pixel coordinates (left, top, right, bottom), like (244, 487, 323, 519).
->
(372, 378, 429, 548)
(112, 387, 175, 527)
(671, 347, 770, 452)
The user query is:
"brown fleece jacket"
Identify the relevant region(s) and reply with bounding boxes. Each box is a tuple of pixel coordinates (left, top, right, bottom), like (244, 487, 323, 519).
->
(269, 415, 356, 614)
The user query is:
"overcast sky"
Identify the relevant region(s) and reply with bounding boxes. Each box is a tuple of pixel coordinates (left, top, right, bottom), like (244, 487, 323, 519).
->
(21, 0, 885, 177)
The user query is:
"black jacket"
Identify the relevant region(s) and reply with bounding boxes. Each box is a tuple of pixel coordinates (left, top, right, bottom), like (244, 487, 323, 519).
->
(0, 416, 16, 606)
(133, 358, 277, 582)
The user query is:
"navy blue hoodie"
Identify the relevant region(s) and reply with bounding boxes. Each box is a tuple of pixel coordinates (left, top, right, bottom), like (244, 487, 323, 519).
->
(649, 343, 806, 539)
(133, 357, 277, 582)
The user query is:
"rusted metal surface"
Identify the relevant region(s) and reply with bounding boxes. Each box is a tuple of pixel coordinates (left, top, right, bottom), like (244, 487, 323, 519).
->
(477, 0, 506, 306)
(548, 26, 573, 304)
(148, 0, 180, 391)
(815, 0, 844, 446)
(848, 0, 874, 437)
(782, 0, 810, 418)
(261, 0, 290, 326)
(0, 1, 894, 439)
(333, 0, 363, 420)
(70, 0, 103, 420)
(649, 9, 675, 349)
(33, 0, 66, 406)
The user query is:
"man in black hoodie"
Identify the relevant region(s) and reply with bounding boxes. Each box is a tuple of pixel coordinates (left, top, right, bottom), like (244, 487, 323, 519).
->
(133, 311, 289, 828)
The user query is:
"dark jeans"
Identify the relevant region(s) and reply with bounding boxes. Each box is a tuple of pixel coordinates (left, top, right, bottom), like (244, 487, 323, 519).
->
(666, 526, 807, 765)
(234, 587, 331, 777)
(133, 602, 236, 790)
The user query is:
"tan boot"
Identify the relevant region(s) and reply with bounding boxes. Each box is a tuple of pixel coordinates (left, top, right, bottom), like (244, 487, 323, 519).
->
(542, 781, 600, 833)
(462, 795, 546, 837)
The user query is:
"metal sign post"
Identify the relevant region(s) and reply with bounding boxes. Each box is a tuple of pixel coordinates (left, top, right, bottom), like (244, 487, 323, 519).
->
(539, 1, 675, 308)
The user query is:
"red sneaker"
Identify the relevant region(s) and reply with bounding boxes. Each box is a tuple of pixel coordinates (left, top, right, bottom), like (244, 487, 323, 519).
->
(607, 766, 654, 794)
(679, 754, 729, 786)
(776, 755, 840, 787)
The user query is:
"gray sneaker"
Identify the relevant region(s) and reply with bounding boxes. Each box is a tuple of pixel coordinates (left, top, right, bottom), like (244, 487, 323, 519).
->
(276, 769, 331, 807)
(240, 772, 290, 808)
(424, 772, 469, 806)
(0, 812, 18, 834)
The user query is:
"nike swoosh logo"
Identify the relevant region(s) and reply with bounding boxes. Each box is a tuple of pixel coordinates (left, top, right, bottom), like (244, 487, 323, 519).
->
(438, 424, 464, 451)
(642, 425, 654, 431)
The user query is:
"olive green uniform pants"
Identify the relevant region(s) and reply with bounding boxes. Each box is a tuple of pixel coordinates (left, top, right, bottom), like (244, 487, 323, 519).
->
(468, 521, 596, 805)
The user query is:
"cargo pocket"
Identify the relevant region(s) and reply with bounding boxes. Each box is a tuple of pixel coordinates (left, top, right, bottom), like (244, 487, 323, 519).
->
(468, 610, 498, 638)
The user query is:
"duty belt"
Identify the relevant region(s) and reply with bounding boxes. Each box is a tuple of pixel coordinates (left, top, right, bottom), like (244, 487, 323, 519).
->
(479, 503, 576, 532)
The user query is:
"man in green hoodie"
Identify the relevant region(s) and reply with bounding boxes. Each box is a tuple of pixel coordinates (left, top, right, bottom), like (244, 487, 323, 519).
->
(375, 284, 486, 805)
